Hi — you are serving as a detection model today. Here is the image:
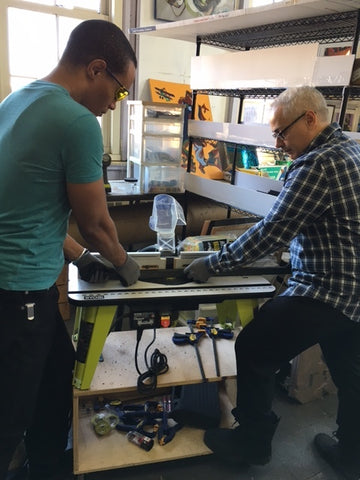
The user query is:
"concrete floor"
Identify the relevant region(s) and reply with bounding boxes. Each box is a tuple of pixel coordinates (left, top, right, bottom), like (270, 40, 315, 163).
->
(84, 389, 341, 480)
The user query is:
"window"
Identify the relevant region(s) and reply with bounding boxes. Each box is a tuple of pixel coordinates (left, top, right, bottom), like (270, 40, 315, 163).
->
(3, 1, 105, 91)
(0, 1, 127, 159)
(20, 0, 100, 8)
(8, 8, 82, 91)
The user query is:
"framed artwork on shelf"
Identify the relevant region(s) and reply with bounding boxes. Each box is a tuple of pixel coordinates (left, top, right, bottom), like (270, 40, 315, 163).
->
(334, 108, 360, 132)
(241, 99, 265, 124)
(148, 78, 212, 121)
(240, 98, 274, 125)
(154, 0, 238, 22)
(317, 42, 352, 57)
(148, 78, 224, 178)
(188, 139, 235, 180)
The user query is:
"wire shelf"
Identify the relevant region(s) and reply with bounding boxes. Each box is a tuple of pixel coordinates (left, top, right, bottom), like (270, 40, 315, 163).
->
(194, 86, 360, 100)
(199, 10, 359, 51)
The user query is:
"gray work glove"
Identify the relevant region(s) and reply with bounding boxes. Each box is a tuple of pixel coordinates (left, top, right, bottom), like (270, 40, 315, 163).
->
(184, 257, 211, 283)
(73, 250, 111, 283)
(114, 254, 140, 286)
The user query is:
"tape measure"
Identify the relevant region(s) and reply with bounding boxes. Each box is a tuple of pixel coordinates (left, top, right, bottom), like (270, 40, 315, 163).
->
(91, 411, 118, 436)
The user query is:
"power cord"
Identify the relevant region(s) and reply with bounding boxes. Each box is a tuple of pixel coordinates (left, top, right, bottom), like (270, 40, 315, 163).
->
(135, 327, 169, 394)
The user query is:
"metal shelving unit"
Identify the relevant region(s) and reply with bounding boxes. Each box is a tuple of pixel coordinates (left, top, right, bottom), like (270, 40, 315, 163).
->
(198, 10, 359, 50)
(130, 1, 360, 44)
(186, 5, 360, 216)
(192, 8, 360, 125)
(191, 86, 360, 102)
(131, 1, 360, 217)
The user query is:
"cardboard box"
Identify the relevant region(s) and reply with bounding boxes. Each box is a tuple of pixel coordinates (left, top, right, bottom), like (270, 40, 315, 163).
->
(288, 344, 336, 404)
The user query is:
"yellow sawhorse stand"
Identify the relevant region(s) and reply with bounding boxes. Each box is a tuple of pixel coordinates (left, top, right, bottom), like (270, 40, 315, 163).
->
(216, 298, 259, 328)
(72, 305, 118, 390)
(71, 299, 259, 390)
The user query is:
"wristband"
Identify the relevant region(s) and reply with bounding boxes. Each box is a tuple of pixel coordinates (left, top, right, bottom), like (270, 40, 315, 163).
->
(74, 248, 88, 263)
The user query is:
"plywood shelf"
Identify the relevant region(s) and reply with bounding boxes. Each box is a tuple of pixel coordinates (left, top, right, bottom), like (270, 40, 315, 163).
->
(75, 389, 234, 475)
(73, 327, 238, 475)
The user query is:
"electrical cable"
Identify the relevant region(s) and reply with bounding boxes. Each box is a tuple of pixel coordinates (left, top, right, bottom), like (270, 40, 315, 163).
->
(135, 327, 169, 394)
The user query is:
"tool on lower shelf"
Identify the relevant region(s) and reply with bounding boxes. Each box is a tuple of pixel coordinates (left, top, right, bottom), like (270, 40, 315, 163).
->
(91, 410, 118, 436)
(90, 399, 182, 447)
(112, 401, 161, 438)
(158, 395, 182, 446)
(127, 430, 154, 451)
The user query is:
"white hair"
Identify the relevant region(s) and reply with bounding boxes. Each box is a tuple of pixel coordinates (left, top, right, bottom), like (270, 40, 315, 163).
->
(271, 86, 329, 122)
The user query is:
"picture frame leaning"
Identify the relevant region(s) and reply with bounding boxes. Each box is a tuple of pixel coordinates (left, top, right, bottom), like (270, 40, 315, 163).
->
(154, 0, 238, 22)
(334, 108, 360, 132)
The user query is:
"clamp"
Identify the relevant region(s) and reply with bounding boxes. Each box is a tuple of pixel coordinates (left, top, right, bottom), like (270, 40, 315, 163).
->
(196, 317, 234, 377)
(172, 321, 206, 382)
(158, 396, 182, 446)
(111, 401, 162, 438)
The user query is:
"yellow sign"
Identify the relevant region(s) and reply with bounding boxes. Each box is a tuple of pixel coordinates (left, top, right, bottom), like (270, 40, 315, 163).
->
(149, 78, 212, 121)
(149, 79, 234, 180)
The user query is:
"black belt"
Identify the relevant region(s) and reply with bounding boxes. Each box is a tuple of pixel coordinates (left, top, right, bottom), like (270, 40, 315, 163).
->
(0, 285, 56, 301)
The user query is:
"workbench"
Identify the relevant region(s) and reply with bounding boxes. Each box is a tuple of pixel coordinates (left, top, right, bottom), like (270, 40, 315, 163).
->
(68, 252, 276, 477)
(73, 327, 238, 477)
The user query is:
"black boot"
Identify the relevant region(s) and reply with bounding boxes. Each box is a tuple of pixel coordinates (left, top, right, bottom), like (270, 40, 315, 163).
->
(204, 412, 280, 465)
(6, 462, 28, 480)
(314, 433, 360, 480)
(28, 449, 74, 480)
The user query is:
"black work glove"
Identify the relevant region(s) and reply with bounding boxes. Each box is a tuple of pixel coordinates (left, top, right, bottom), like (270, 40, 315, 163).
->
(113, 254, 140, 286)
(73, 250, 111, 283)
(184, 257, 211, 283)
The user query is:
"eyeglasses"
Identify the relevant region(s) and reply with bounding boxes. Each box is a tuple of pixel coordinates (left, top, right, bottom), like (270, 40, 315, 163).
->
(105, 68, 129, 102)
(272, 112, 306, 140)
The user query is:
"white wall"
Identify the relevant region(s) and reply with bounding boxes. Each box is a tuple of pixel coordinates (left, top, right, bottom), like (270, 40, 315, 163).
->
(134, 3, 229, 122)
(136, 3, 195, 100)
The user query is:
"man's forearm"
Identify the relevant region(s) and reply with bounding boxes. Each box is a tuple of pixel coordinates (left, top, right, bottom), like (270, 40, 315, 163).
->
(78, 219, 128, 267)
(63, 234, 87, 262)
(67, 179, 129, 267)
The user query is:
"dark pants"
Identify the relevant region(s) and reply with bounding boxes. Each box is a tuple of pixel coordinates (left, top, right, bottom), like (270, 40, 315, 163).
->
(233, 296, 360, 444)
(0, 286, 75, 480)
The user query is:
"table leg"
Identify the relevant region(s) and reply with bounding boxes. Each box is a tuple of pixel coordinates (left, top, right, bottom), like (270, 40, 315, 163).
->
(72, 305, 118, 390)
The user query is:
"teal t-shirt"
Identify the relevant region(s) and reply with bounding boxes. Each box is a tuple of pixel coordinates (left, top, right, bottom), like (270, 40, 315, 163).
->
(0, 81, 103, 290)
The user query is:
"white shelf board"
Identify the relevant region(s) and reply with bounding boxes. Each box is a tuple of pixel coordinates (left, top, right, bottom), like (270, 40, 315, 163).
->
(346, 131, 360, 143)
(234, 171, 283, 194)
(184, 172, 277, 217)
(130, 1, 359, 44)
(188, 120, 275, 148)
(191, 45, 355, 90)
(189, 120, 360, 147)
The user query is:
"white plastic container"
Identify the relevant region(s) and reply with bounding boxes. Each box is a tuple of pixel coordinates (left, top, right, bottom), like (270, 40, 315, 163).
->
(143, 165, 185, 193)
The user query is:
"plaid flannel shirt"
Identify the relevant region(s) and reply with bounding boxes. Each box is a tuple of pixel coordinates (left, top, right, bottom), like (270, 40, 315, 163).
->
(207, 123, 360, 321)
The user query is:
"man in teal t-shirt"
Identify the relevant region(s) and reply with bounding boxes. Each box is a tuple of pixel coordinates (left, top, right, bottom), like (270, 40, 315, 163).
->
(0, 80, 104, 290)
(0, 20, 140, 480)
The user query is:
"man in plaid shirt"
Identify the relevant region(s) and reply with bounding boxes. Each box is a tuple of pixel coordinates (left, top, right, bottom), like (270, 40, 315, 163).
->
(185, 86, 360, 480)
